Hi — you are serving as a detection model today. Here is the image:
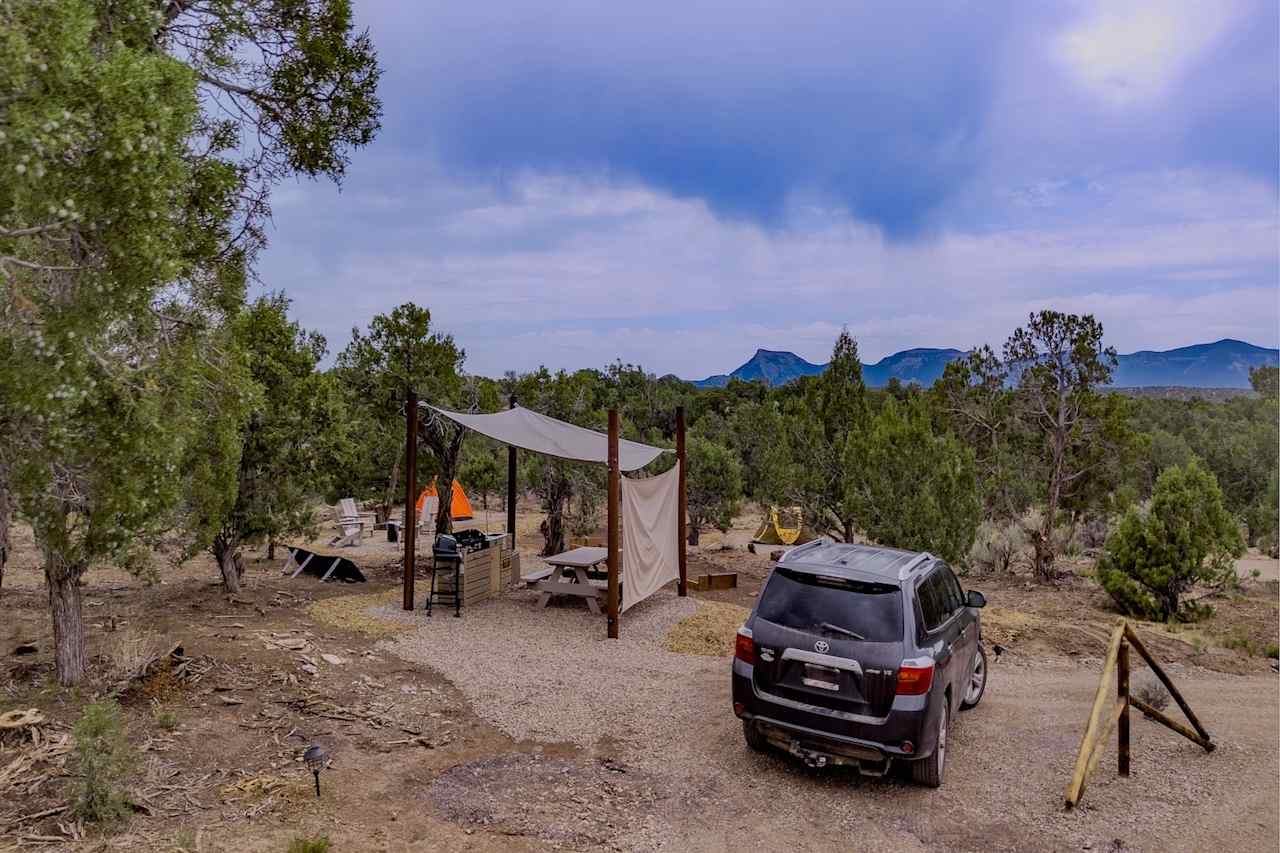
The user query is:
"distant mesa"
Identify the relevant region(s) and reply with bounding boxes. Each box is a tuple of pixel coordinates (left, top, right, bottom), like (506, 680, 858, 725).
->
(691, 339, 1278, 390)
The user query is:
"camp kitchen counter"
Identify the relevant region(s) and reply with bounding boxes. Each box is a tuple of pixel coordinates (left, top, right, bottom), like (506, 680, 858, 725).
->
(437, 533, 521, 607)
(528, 546, 613, 614)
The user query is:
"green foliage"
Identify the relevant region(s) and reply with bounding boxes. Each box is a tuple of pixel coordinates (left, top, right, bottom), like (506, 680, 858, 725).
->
(72, 700, 135, 824)
(789, 329, 868, 540)
(686, 436, 743, 539)
(846, 398, 981, 564)
(1244, 470, 1279, 556)
(1250, 365, 1279, 399)
(459, 441, 505, 512)
(726, 400, 792, 505)
(287, 836, 332, 853)
(1097, 461, 1244, 622)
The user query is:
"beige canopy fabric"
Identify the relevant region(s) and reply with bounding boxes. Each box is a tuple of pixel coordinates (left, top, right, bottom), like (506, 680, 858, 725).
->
(620, 466, 681, 612)
(423, 404, 668, 471)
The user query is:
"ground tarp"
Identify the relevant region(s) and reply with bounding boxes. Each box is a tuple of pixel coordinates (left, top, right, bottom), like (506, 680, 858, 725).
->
(620, 466, 680, 611)
(424, 404, 667, 472)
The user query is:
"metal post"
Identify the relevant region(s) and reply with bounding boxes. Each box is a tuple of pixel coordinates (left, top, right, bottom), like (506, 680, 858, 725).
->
(607, 409, 620, 639)
(403, 389, 418, 611)
(676, 405, 687, 597)
(1118, 639, 1130, 777)
(507, 395, 517, 539)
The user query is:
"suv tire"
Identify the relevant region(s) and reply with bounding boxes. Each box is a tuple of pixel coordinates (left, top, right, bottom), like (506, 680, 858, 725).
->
(911, 701, 948, 788)
(960, 644, 988, 710)
(742, 720, 769, 753)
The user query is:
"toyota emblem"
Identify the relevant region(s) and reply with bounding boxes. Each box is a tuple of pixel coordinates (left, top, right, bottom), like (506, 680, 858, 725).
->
(814, 640, 830, 653)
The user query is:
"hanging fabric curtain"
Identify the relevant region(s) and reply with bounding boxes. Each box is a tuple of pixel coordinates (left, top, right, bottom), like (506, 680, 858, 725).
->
(620, 466, 680, 612)
(424, 404, 667, 472)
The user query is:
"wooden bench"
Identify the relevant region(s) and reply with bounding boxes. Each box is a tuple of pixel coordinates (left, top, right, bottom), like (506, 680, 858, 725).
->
(521, 567, 554, 587)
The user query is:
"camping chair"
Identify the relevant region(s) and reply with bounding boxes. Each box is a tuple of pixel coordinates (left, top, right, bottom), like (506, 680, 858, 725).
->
(391, 496, 437, 541)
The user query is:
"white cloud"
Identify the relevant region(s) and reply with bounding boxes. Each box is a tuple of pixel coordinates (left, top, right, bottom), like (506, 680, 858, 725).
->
(1055, 0, 1239, 107)
(258, 161, 1278, 379)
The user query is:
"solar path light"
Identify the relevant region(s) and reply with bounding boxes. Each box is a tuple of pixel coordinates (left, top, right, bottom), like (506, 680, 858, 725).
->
(303, 744, 329, 798)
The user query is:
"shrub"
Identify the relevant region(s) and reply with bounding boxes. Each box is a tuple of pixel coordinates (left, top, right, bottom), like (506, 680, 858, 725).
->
(1132, 676, 1170, 713)
(72, 700, 135, 824)
(1266, 642, 1279, 659)
(288, 836, 332, 853)
(967, 519, 1027, 574)
(174, 828, 197, 851)
(1097, 461, 1244, 622)
(153, 705, 178, 731)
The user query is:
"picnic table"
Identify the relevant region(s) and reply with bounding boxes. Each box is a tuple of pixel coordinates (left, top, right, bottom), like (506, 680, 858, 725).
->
(524, 546, 614, 614)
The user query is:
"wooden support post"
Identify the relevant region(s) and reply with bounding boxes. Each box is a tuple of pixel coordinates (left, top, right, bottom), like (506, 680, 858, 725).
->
(607, 409, 620, 639)
(403, 388, 418, 611)
(1118, 639, 1130, 777)
(1130, 696, 1216, 752)
(1065, 622, 1125, 808)
(676, 405, 687, 597)
(507, 396, 517, 539)
(1123, 624, 1212, 745)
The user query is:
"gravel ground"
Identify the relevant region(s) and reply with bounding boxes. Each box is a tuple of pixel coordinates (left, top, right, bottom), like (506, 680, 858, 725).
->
(377, 589, 1279, 852)
(377, 588, 706, 751)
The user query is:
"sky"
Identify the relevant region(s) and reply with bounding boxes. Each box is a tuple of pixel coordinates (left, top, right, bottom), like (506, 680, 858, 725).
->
(256, 0, 1280, 379)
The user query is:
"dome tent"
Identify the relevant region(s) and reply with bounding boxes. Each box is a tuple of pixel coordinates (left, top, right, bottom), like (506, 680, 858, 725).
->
(417, 478, 474, 521)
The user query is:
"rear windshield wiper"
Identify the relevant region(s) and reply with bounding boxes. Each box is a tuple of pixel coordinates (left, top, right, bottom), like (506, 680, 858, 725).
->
(818, 622, 865, 641)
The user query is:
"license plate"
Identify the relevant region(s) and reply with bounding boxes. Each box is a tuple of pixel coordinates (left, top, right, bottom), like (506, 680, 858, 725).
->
(802, 663, 840, 691)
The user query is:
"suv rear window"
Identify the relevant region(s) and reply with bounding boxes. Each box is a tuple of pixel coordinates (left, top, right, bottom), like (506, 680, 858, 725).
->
(756, 568, 903, 642)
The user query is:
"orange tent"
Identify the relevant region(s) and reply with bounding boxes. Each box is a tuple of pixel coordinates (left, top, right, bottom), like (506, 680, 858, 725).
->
(416, 479, 474, 520)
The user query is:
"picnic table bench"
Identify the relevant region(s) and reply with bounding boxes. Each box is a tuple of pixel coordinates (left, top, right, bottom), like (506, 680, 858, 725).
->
(522, 546, 616, 614)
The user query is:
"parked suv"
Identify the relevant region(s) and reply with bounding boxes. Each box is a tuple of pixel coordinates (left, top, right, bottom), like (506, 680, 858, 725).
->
(732, 539, 987, 787)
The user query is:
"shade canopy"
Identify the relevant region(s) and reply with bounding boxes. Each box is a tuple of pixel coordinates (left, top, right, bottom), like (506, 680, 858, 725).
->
(423, 404, 668, 471)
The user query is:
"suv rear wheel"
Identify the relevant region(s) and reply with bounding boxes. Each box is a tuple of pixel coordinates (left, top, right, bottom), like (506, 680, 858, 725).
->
(961, 644, 988, 710)
(911, 702, 947, 788)
(742, 720, 769, 753)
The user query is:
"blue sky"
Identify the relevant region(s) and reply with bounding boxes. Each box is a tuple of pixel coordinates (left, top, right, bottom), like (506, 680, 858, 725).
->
(257, 0, 1279, 378)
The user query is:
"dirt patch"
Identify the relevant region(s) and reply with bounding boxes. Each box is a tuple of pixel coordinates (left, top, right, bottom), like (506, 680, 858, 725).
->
(662, 601, 750, 656)
(428, 753, 683, 850)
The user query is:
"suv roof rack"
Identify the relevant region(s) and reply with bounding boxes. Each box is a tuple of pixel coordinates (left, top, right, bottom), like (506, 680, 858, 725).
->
(776, 538, 827, 562)
(899, 552, 935, 579)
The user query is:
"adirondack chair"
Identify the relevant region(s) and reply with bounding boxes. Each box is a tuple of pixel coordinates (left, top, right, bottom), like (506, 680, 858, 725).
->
(330, 498, 374, 547)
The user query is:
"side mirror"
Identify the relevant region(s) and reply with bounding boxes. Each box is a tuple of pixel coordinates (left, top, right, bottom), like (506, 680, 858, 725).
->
(966, 589, 987, 609)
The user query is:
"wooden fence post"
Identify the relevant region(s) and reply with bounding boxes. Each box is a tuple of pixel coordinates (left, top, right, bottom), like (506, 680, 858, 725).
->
(507, 395, 517, 539)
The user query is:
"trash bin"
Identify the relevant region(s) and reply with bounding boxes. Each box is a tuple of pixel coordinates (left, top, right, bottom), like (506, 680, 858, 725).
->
(387, 521, 400, 543)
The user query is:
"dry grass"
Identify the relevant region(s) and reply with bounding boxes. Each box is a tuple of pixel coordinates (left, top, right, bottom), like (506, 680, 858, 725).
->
(307, 588, 414, 638)
(980, 605, 1040, 647)
(663, 600, 751, 657)
(106, 626, 168, 682)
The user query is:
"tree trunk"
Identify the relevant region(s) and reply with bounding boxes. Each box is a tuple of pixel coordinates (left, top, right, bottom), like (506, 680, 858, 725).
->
(843, 520, 855, 543)
(267, 539, 276, 561)
(688, 525, 701, 546)
(382, 437, 404, 525)
(0, 482, 9, 597)
(213, 535, 242, 594)
(46, 558, 86, 687)
(436, 479, 453, 534)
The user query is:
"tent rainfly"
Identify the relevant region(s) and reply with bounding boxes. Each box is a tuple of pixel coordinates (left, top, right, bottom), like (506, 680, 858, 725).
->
(402, 400, 688, 638)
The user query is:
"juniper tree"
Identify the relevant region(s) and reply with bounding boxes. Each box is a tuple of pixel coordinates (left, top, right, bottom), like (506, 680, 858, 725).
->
(1097, 461, 1244, 621)
(336, 304, 471, 531)
(0, 0, 382, 684)
(685, 436, 743, 545)
(846, 398, 981, 564)
(1003, 311, 1119, 579)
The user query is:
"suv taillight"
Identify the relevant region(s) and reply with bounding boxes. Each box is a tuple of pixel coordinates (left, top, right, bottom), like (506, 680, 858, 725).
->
(734, 628, 755, 665)
(895, 659, 935, 695)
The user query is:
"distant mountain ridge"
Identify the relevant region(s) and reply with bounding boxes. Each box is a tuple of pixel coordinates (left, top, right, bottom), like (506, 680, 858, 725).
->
(691, 339, 1278, 390)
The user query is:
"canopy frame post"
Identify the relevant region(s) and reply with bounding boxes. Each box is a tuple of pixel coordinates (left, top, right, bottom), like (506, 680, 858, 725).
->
(676, 405, 687, 597)
(506, 395, 517, 539)
(607, 409, 620, 639)
(403, 386, 418, 611)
